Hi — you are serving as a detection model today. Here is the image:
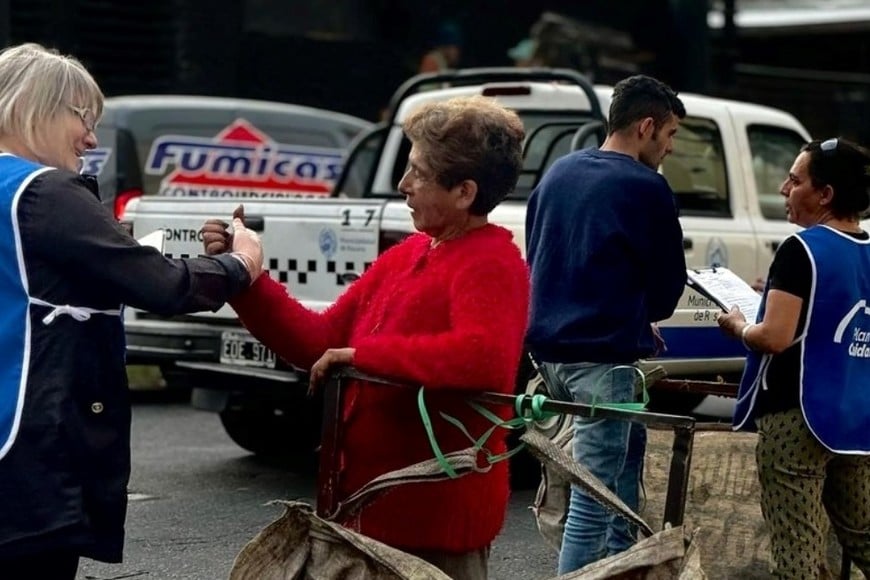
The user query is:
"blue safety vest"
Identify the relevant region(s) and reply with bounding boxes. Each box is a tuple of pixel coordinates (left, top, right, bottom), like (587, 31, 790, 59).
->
(0, 154, 53, 458)
(734, 225, 870, 454)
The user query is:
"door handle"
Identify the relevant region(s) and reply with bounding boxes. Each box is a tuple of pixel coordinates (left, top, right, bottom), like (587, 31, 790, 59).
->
(683, 238, 693, 250)
(769, 240, 780, 252)
(340, 272, 361, 284)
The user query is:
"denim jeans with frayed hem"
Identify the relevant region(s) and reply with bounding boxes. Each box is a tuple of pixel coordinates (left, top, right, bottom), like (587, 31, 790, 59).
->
(538, 361, 646, 574)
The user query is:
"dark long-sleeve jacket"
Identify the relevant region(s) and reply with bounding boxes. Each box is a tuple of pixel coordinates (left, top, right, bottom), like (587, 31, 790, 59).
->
(526, 149, 687, 363)
(0, 154, 250, 562)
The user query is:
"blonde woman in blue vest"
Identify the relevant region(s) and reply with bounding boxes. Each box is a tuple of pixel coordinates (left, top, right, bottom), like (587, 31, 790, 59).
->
(718, 138, 870, 579)
(0, 43, 262, 578)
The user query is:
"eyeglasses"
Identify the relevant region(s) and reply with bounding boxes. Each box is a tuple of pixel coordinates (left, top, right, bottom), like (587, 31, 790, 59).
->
(68, 105, 97, 133)
(820, 137, 838, 156)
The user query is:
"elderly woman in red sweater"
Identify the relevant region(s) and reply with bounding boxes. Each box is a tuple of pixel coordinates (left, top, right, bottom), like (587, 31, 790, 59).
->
(202, 95, 529, 578)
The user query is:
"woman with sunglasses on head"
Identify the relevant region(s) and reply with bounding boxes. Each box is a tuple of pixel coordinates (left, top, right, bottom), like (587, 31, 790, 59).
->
(718, 138, 870, 578)
(0, 43, 262, 578)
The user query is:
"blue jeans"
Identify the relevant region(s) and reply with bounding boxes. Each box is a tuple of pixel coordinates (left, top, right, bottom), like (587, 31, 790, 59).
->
(538, 361, 647, 574)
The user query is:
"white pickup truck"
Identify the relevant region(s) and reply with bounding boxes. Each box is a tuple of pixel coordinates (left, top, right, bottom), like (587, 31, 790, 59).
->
(123, 68, 812, 458)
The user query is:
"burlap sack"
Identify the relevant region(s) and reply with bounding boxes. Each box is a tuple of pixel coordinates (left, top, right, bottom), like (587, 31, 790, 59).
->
(229, 448, 485, 580)
(527, 371, 574, 552)
(643, 428, 857, 579)
(556, 526, 704, 580)
(530, 412, 856, 578)
(528, 364, 665, 555)
(521, 429, 706, 579)
(229, 500, 451, 580)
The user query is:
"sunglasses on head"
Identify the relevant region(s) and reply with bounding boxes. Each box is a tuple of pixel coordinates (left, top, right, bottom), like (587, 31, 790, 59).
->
(819, 138, 838, 156)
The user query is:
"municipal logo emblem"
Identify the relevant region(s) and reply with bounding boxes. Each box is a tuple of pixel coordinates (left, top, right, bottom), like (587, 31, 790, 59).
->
(319, 228, 338, 259)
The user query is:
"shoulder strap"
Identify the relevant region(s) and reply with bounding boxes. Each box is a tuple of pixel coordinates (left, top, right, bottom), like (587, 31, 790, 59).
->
(330, 447, 488, 522)
(521, 428, 655, 537)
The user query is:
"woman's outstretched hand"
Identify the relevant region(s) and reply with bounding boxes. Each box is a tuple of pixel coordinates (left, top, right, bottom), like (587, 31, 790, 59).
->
(308, 348, 356, 395)
(201, 205, 264, 280)
(716, 305, 747, 338)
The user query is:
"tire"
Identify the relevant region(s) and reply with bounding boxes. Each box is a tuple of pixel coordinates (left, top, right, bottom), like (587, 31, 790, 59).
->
(219, 392, 321, 467)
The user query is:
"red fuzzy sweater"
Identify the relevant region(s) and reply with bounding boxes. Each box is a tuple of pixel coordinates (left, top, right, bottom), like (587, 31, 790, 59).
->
(231, 224, 529, 553)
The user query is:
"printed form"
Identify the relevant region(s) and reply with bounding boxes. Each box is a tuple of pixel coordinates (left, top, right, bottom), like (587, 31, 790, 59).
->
(686, 267, 762, 323)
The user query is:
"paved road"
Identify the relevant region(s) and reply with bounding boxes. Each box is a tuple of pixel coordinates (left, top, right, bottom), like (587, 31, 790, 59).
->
(77, 393, 557, 580)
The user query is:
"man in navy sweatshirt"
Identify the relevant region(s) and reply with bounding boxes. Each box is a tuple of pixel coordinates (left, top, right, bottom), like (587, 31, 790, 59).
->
(526, 75, 687, 574)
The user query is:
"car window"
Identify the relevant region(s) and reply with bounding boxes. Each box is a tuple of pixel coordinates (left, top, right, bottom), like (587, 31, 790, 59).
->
(386, 112, 601, 201)
(335, 126, 387, 198)
(517, 119, 594, 199)
(661, 116, 730, 218)
(747, 125, 806, 221)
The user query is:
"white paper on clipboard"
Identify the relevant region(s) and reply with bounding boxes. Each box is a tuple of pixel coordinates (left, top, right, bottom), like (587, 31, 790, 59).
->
(686, 267, 762, 322)
(137, 229, 166, 254)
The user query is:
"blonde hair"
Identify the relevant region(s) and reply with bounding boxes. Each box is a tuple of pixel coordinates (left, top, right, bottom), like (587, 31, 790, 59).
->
(0, 43, 103, 155)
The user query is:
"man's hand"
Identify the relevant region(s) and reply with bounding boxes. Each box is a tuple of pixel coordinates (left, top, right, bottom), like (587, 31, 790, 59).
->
(200, 206, 248, 256)
(308, 348, 356, 395)
(200, 219, 231, 255)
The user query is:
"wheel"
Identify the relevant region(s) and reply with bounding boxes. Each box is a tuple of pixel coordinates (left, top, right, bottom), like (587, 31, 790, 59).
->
(219, 392, 321, 467)
(509, 355, 551, 490)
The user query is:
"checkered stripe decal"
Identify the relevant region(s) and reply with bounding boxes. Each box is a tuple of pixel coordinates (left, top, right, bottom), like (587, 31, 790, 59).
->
(163, 254, 373, 286)
(268, 258, 373, 286)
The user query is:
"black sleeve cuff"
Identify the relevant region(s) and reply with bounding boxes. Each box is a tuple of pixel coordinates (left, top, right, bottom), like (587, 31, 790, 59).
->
(213, 253, 252, 295)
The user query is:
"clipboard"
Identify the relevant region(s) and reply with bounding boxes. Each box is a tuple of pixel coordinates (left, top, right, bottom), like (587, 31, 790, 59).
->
(686, 267, 762, 323)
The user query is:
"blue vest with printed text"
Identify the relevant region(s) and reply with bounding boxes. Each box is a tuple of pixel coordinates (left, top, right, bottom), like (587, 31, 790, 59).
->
(733, 225, 870, 454)
(0, 154, 52, 459)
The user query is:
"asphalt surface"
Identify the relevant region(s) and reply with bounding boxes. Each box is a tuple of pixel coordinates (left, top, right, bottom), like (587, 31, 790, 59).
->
(76, 391, 557, 580)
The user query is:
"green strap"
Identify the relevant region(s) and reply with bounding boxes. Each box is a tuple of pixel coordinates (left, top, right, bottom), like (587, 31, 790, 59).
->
(589, 365, 649, 416)
(418, 386, 564, 475)
(417, 366, 649, 476)
(417, 387, 459, 478)
(418, 387, 539, 476)
(440, 411, 501, 450)
(514, 393, 555, 421)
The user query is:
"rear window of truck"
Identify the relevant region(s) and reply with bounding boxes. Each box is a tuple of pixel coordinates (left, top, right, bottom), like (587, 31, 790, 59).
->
(661, 116, 731, 218)
(387, 112, 603, 200)
(747, 125, 806, 220)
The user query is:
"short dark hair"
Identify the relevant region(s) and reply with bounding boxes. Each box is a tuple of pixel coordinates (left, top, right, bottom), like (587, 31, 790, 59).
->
(608, 75, 686, 134)
(802, 138, 870, 218)
(402, 95, 525, 216)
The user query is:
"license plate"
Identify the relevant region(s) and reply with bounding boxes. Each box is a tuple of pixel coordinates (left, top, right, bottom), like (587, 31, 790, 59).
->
(220, 331, 277, 368)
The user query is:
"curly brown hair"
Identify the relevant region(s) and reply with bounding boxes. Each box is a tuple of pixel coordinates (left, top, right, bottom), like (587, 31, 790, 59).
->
(402, 95, 525, 216)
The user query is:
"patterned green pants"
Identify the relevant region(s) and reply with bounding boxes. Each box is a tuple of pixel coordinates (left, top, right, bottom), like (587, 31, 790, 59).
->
(756, 408, 870, 579)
